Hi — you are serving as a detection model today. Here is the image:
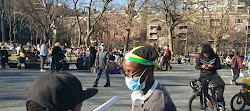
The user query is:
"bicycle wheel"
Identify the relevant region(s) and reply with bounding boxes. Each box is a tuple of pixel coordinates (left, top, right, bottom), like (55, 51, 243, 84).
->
(189, 93, 218, 111)
(231, 93, 246, 111)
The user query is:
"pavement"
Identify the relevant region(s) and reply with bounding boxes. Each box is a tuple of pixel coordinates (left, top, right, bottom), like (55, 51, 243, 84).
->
(0, 64, 249, 111)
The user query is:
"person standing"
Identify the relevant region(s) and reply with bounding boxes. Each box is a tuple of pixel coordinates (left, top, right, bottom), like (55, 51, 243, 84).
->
(0, 47, 9, 68)
(123, 46, 176, 111)
(164, 45, 172, 71)
(89, 44, 97, 68)
(93, 43, 110, 87)
(40, 41, 48, 72)
(231, 52, 243, 84)
(51, 42, 63, 72)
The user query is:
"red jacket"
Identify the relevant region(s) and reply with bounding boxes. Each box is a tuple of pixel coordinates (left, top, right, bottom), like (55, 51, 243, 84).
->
(231, 56, 243, 69)
(195, 55, 199, 60)
(164, 49, 171, 59)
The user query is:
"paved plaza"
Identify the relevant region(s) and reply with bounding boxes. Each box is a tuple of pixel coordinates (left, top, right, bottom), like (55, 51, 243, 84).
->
(0, 64, 249, 111)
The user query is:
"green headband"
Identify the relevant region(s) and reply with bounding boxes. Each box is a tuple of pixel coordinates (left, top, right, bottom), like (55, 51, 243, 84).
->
(125, 46, 157, 66)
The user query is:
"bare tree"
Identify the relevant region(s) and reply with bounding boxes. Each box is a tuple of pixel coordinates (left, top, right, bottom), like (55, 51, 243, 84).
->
(149, 0, 195, 52)
(84, 0, 112, 47)
(72, 0, 82, 46)
(17, 0, 71, 44)
(123, 0, 148, 52)
(190, 0, 234, 53)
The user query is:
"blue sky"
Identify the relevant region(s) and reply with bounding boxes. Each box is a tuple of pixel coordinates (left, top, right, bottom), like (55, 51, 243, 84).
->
(67, 0, 129, 10)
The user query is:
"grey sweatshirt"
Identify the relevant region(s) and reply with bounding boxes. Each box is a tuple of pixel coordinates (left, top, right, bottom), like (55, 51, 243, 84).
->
(96, 50, 110, 69)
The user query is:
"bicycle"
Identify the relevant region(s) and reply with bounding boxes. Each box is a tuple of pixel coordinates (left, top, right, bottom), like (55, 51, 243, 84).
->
(188, 79, 226, 111)
(230, 83, 250, 111)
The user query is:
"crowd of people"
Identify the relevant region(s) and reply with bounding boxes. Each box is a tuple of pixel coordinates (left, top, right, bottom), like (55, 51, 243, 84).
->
(1, 41, 250, 111)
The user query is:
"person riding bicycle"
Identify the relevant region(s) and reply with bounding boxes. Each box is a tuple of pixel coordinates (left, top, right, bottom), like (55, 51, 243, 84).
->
(195, 44, 225, 109)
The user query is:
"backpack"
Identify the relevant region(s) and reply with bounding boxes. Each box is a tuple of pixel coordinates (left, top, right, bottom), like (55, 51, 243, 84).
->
(231, 57, 238, 69)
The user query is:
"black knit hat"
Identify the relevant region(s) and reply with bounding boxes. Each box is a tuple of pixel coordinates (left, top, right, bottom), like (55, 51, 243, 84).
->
(26, 72, 98, 111)
(132, 45, 158, 61)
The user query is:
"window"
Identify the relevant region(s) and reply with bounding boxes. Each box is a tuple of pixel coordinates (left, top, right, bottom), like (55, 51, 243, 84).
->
(203, 19, 208, 23)
(222, 35, 230, 39)
(234, 26, 243, 32)
(235, 19, 243, 23)
(233, 35, 243, 40)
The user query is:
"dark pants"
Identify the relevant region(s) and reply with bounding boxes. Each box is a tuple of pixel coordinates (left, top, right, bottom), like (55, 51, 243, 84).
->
(0, 57, 7, 68)
(200, 74, 225, 102)
(52, 57, 60, 72)
(18, 57, 26, 69)
(232, 68, 240, 82)
(165, 59, 172, 70)
(40, 56, 47, 69)
(94, 68, 110, 85)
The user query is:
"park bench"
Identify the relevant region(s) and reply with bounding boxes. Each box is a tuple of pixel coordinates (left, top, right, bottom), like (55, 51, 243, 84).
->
(25, 62, 40, 69)
(7, 61, 18, 68)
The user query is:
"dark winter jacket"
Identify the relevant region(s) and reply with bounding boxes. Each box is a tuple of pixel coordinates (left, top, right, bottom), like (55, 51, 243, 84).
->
(195, 53, 222, 77)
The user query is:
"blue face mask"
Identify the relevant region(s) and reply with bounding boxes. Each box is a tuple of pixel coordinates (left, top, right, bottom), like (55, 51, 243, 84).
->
(101, 46, 105, 50)
(125, 69, 148, 91)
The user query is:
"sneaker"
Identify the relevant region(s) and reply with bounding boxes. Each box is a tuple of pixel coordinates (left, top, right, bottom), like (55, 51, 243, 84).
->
(230, 80, 236, 85)
(104, 84, 110, 87)
(230, 80, 233, 85)
(217, 102, 224, 111)
(40, 69, 46, 72)
(93, 84, 97, 87)
(200, 108, 207, 111)
(218, 107, 223, 111)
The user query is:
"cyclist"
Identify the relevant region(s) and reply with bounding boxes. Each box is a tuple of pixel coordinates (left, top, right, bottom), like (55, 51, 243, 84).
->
(195, 44, 225, 110)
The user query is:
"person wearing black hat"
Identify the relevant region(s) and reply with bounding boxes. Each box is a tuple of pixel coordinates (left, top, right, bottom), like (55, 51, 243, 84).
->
(122, 46, 176, 111)
(26, 72, 98, 111)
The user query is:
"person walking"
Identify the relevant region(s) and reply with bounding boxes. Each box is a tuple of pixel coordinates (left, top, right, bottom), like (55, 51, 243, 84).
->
(231, 52, 243, 84)
(40, 41, 48, 72)
(164, 45, 172, 71)
(93, 43, 110, 87)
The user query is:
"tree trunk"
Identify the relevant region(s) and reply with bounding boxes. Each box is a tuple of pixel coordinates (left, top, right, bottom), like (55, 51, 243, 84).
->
(124, 29, 130, 52)
(75, 7, 81, 46)
(213, 36, 219, 54)
(84, 27, 93, 47)
(1, 0, 5, 42)
(9, 23, 12, 41)
(19, 25, 22, 44)
(13, 27, 16, 43)
(167, 27, 173, 52)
